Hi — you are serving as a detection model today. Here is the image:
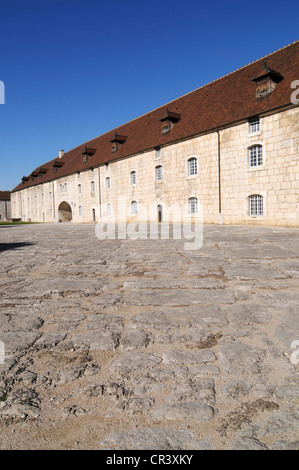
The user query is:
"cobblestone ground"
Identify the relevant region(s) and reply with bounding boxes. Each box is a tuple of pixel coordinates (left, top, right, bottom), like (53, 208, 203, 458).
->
(0, 223, 298, 450)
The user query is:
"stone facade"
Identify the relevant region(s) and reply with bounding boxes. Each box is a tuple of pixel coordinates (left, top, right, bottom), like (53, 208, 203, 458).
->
(11, 106, 299, 227)
(0, 192, 11, 221)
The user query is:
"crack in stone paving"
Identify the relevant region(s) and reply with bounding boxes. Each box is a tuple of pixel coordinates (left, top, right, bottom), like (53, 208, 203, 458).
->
(0, 223, 298, 450)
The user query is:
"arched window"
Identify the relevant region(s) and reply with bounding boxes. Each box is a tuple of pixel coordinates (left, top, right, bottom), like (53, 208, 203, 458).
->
(155, 165, 163, 181)
(79, 205, 83, 216)
(249, 145, 263, 167)
(188, 197, 198, 214)
(78, 184, 82, 194)
(106, 177, 111, 190)
(107, 203, 112, 216)
(131, 200, 138, 215)
(187, 157, 198, 176)
(130, 170, 137, 186)
(91, 181, 95, 192)
(249, 194, 263, 216)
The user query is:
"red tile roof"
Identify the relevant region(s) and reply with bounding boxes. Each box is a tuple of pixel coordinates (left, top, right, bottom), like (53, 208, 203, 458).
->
(12, 41, 299, 193)
(0, 191, 11, 201)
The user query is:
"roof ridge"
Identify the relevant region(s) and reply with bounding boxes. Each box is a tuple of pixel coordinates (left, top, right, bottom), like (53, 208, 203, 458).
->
(143, 40, 299, 115)
(61, 40, 298, 157)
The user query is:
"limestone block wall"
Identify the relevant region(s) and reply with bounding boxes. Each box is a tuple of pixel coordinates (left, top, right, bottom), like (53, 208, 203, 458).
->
(0, 200, 11, 220)
(98, 132, 218, 224)
(11, 106, 299, 227)
(11, 168, 100, 223)
(220, 107, 299, 227)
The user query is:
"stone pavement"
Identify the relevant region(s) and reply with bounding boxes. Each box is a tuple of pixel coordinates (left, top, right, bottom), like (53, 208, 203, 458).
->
(0, 223, 298, 450)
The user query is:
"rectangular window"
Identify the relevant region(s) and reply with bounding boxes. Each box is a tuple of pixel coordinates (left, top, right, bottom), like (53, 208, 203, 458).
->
(155, 165, 163, 181)
(188, 158, 197, 176)
(249, 145, 263, 167)
(131, 201, 138, 215)
(188, 197, 198, 214)
(130, 171, 136, 186)
(155, 148, 162, 159)
(249, 117, 260, 134)
(249, 194, 263, 216)
(107, 203, 112, 216)
(79, 206, 83, 216)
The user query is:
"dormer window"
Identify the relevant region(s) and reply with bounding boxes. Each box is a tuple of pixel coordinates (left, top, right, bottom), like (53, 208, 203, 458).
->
(252, 62, 283, 100)
(110, 134, 127, 153)
(53, 160, 64, 173)
(82, 147, 96, 163)
(159, 108, 181, 134)
(22, 176, 29, 184)
(38, 167, 48, 177)
(30, 171, 39, 180)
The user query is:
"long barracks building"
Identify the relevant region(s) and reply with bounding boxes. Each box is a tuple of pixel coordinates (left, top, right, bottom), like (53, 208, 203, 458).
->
(11, 41, 299, 226)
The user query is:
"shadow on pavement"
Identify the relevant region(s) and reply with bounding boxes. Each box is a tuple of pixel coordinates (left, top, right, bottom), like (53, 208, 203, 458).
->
(0, 242, 35, 253)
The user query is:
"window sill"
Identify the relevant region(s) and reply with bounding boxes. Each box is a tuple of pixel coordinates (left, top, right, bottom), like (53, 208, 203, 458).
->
(186, 174, 198, 180)
(247, 165, 265, 172)
(247, 215, 264, 220)
(248, 130, 262, 138)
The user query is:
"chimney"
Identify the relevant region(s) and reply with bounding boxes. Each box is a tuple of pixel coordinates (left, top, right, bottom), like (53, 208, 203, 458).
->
(59, 149, 64, 159)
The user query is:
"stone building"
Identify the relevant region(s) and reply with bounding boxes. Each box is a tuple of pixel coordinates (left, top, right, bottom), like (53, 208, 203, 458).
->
(0, 191, 11, 221)
(11, 41, 299, 227)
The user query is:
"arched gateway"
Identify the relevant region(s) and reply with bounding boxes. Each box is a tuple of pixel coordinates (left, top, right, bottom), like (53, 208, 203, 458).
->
(58, 201, 72, 222)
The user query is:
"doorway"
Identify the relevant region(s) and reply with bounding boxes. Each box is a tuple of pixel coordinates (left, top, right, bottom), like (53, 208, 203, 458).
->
(58, 201, 72, 222)
(157, 204, 163, 223)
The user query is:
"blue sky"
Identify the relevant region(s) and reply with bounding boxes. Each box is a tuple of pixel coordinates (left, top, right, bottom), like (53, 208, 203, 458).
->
(0, 0, 298, 191)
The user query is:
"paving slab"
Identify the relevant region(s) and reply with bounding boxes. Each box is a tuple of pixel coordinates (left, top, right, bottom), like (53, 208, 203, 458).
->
(0, 223, 298, 450)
